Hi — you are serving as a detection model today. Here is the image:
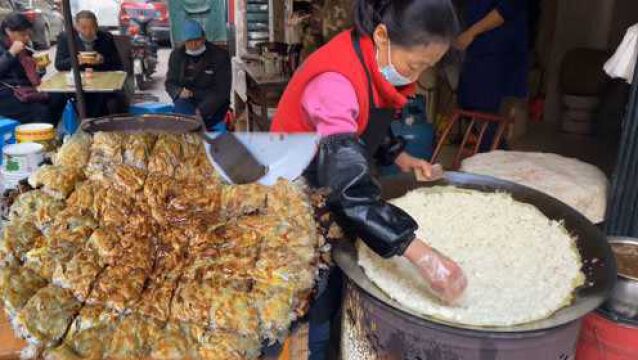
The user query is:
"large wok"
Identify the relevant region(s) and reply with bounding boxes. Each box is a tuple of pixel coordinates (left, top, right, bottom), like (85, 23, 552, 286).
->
(334, 171, 617, 334)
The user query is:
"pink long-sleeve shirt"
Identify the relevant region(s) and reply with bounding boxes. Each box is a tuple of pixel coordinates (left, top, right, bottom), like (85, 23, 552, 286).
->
(300, 72, 359, 137)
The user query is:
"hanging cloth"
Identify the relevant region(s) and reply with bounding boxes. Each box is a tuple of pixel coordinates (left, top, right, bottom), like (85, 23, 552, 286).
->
(604, 23, 638, 85)
(606, 46, 638, 237)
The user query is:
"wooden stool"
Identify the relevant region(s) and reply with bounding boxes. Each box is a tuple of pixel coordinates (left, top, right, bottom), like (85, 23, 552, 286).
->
(432, 109, 512, 170)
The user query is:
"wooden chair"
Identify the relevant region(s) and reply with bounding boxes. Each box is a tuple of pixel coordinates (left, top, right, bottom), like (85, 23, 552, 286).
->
(431, 109, 512, 170)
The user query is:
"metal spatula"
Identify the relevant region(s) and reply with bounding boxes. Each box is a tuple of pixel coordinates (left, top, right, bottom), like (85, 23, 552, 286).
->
(202, 132, 268, 184)
(202, 132, 320, 185)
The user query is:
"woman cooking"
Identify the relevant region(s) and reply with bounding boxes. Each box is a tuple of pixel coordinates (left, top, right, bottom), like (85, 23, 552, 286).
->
(271, 0, 467, 357)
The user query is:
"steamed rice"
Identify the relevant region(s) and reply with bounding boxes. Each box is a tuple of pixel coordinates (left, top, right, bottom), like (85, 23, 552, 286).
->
(358, 187, 585, 327)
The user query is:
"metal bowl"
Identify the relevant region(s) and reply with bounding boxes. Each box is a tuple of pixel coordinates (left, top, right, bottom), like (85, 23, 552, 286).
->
(334, 172, 617, 334)
(607, 237, 638, 319)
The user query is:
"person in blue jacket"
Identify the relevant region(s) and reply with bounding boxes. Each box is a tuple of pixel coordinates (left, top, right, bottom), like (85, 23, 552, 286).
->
(455, 0, 529, 151)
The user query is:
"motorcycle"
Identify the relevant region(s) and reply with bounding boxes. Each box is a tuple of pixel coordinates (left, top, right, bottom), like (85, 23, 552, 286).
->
(125, 5, 159, 90)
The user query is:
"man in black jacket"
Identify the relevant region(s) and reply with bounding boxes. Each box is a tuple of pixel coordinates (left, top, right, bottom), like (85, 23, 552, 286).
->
(165, 20, 231, 129)
(55, 10, 127, 117)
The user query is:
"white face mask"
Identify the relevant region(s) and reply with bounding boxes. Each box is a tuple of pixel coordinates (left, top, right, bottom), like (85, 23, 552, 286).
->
(186, 45, 206, 57)
(377, 41, 413, 87)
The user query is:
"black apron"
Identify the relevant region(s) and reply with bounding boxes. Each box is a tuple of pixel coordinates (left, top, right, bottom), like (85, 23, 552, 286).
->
(307, 32, 396, 326)
(351, 31, 395, 157)
(303, 32, 396, 185)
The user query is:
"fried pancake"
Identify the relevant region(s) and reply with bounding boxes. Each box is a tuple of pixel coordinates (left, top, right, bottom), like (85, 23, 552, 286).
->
(8, 190, 64, 233)
(87, 265, 148, 313)
(104, 314, 162, 359)
(0, 264, 47, 317)
(148, 322, 195, 360)
(53, 132, 91, 171)
(197, 330, 261, 360)
(122, 133, 156, 170)
(1, 220, 44, 262)
(29, 165, 83, 199)
(134, 274, 178, 322)
(13, 285, 82, 346)
(52, 249, 102, 301)
(1, 132, 323, 357)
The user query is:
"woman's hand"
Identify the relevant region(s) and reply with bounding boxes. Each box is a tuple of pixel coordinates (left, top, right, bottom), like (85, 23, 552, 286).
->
(395, 152, 433, 179)
(8, 41, 26, 56)
(455, 30, 476, 51)
(180, 88, 194, 99)
(404, 239, 467, 305)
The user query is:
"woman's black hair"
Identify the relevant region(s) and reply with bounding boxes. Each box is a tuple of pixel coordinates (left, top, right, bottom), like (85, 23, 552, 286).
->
(354, 0, 460, 47)
(0, 13, 33, 36)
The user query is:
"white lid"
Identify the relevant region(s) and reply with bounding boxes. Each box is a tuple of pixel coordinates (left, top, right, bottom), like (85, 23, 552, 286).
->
(16, 123, 54, 132)
(3, 142, 44, 155)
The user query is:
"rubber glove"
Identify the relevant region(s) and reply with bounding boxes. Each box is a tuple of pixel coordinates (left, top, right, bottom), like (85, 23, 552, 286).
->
(404, 239, 468, 305)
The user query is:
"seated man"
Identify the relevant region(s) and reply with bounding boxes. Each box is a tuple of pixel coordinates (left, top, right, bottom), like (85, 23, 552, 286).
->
(55, 10, 127, 118)
(166, 20, 231, 129)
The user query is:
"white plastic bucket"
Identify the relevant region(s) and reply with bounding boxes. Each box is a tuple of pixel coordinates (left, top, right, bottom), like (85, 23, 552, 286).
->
(2, 142, 44, 174)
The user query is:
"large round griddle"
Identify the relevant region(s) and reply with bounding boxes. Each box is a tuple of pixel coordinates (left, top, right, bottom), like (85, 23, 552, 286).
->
(334, 171, 617, 334)
(81, 114, 204, 134)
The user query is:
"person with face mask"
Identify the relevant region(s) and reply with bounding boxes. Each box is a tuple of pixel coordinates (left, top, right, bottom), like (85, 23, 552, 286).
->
(272, 0, 466, 358)
(54, 10, 127, 118)
(165, 20, 231, 130)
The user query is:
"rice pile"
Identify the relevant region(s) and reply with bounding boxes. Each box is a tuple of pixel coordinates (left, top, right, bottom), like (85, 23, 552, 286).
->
(358, 187, 585, 327)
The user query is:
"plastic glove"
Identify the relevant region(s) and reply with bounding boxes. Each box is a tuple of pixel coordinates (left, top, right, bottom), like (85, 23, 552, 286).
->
(404, 239, 467, 305)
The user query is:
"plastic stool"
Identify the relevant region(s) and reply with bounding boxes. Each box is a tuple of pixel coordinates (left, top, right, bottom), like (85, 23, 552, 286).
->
(129, 102, 174, 115)
(62, 100, 80, 136)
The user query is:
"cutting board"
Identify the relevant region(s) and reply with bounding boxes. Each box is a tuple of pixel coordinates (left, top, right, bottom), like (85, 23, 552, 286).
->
(0, 310, 24, 360)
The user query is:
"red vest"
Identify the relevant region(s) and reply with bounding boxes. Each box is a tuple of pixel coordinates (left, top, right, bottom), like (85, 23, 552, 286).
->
(271, 30, 416, 134)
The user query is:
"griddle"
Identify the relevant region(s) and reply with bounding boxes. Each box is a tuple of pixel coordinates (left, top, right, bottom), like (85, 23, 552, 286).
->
(334, 171, 617, 334)
(80, 114, 204, 133)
